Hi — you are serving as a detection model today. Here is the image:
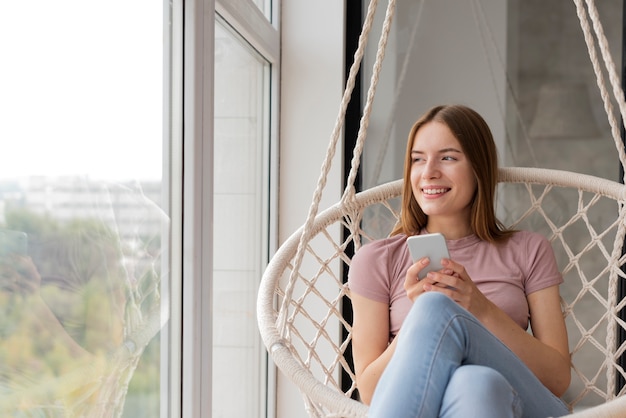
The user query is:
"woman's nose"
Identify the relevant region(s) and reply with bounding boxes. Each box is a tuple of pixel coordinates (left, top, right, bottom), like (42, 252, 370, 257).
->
(422, 160, 440, 179)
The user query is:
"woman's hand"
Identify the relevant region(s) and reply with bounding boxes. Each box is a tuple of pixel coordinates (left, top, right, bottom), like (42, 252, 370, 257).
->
(404, 257, 462, 302)
(419, 258, 494, 321)
(403, 257, 436, 302)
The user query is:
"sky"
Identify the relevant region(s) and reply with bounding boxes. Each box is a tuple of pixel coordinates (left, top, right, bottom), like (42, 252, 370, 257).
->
(0, 1, 163, 181)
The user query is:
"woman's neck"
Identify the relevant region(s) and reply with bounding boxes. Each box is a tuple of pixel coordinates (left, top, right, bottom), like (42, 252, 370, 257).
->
(425, 217, 473, 240)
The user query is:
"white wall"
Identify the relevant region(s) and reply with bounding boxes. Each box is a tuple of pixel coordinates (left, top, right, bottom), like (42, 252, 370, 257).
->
(279, 1, 345, 417)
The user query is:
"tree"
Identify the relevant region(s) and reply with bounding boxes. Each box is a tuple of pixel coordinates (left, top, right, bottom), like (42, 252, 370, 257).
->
(0, 208, 162, 417)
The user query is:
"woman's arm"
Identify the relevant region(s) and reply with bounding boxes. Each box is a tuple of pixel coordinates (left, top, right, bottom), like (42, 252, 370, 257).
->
(350, 292, 399, 404)
(477, 285, 570, 396)
(525, 285, 571, 394)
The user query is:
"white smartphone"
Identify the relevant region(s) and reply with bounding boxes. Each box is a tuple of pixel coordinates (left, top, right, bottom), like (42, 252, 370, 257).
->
(406, 233, 450, 279)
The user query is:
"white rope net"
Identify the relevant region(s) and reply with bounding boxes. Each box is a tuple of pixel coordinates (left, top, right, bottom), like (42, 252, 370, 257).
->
(257, 0, 626, 416)
(258, 168, 626, 416)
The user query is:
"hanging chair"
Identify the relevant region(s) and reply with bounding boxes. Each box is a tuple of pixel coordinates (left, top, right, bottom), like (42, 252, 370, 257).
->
(257, 0, 626, 416)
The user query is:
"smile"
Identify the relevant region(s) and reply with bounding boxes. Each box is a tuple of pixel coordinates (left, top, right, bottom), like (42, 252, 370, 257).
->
(422, 188, 450, 195)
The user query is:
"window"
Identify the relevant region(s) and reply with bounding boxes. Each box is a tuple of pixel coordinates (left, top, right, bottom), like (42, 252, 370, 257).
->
(0, 1, 167, 416)
(211, 1, 279, 416)
(213, 17, 271, 417)
(0, 1, 280, 416)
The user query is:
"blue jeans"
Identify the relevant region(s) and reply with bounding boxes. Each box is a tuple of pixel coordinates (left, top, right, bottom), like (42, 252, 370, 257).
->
(368, 292, 570, 418)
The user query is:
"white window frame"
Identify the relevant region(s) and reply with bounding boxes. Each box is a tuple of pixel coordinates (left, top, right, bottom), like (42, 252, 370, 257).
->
(176, 1, 280, 417)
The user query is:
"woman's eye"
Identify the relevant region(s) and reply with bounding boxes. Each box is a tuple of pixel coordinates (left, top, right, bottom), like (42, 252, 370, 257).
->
(442, 156, 456, 161)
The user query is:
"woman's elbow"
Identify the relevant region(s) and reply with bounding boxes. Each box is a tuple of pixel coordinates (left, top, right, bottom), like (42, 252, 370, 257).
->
(550, 365, 572, 398)
(355, 377, 374, 405)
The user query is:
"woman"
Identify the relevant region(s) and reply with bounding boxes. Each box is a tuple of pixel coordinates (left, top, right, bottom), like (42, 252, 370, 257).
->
(348, 105, 571, 418)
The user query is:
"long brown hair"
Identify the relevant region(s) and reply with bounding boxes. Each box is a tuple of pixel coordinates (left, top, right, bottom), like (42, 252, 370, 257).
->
(390, 104, 513, 243)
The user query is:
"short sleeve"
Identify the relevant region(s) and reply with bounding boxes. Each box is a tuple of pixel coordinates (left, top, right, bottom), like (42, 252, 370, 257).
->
(524, 232, 564, 294)
(347, 240, 392, 304)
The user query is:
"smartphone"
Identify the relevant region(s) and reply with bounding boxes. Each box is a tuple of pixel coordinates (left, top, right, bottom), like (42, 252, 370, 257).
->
(406, 233, 449, 279)
(0, 229, 28, 258)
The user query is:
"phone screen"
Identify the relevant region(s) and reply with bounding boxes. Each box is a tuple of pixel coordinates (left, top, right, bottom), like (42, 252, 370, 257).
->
(406, 233, 449, 279)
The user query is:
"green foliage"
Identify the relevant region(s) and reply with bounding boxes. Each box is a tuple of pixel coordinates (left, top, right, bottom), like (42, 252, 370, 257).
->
(0, 208, 161, 416)
(3, 209, 59, 238)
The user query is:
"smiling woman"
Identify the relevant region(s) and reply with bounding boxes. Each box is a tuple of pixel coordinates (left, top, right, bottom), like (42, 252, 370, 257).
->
(349, 105, 570, 417)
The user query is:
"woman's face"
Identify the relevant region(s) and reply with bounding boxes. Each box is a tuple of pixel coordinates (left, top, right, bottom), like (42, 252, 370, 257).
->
(409, 121, 477, 224)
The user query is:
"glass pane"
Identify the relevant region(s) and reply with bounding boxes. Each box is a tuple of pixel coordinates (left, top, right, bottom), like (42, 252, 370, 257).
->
(213, 19, 269, 417)
(252, 0, 270, 20)
(0, 2, 168, 417)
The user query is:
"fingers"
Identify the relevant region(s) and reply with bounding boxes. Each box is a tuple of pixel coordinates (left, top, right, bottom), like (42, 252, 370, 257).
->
(405, 258, 474, 303)
(440, 258, 468, 279)
(423, 271, 458, 292)
(423, 260, 486, 312)
(404, 257, 430, 301)
(422, 259, 467, 295)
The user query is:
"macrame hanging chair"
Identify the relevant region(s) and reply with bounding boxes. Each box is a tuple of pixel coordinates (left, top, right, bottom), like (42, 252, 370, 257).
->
(257, 0, 626, 416)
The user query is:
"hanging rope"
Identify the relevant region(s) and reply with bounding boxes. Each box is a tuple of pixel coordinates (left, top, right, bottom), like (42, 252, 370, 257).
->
(340, 0, 397, 207)
(469, 0, 540, 167)
(368, 0, 425, 188)
(573, 0, 626, 178)
(276, 0, 385, 334)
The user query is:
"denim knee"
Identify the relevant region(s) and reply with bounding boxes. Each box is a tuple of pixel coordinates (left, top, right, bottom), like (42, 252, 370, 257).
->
(405, 292, 461, 326)
(441, 365, 522, 418)
(411, 292, 454, 313)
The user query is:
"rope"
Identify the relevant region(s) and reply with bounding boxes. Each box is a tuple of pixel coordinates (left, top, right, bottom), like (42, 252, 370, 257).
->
(341, 0, 398, 206)
(584, 0, 626, 167)
(368, 0, 425, 188)
(570, 3, 626, 395)
(572, 0, 626, 179)
(469, 0, 539, 167)
(277, 0, 383, 333)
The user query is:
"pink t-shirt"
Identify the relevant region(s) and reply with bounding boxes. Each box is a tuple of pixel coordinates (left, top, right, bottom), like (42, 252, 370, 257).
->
(348, 230, 563, 338)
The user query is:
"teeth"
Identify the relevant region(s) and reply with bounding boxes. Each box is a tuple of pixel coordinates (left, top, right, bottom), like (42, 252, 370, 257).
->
(423, 188, 447, 195)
